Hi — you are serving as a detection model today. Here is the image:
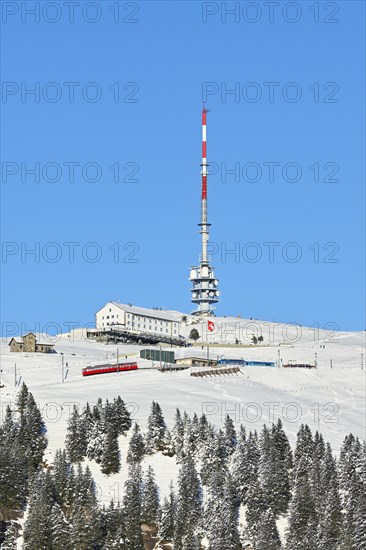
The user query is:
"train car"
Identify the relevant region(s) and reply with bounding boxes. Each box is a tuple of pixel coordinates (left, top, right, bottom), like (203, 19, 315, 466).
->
(217, 359, 247, 366)
(217, 359, 275, 367)
(245, 360, 275, 367)
(82, 362, 138, 376)
(283, 363, 316, 369)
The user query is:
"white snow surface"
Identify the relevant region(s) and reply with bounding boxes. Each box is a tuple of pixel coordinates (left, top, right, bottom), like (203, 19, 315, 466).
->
(1, 312, 365, 509)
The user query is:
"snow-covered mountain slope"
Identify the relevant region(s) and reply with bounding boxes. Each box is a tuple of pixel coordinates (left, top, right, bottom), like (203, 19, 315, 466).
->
(0, 314, 365, 506)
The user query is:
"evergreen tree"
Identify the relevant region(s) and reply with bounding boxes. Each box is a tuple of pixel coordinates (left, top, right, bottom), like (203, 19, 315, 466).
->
(259, 424, 290, 517)
(294, 424, 314, 471)
(141, 465, 160, 526)
(189, 328, 200, 341)
(70, 503, 103, 550)
(159, 481, 176, 543)
(101, 424, 121, 475)
(75, 464, 98, 509)
(256, 509, 281, 550)
(50, 502, 71, 550)
(320, 442, 337, 494)
(174, 455, 203, 550)
(272, 418, 293, 471)
(286, 458, 318, 550)
(127, 423, 145, 465)
(205, 469, 240, 550)
(81, 401, 94, 441)
(145, 401, 167, 453)
(172, 408, 184, 460)
(201, 429, 227, 486)
(224, 414, 237, 456)
(86, 411, 106, 464)
(231, 425, 247, 503)
(20, 392, 48, 468)
(113, 396, 132, 435)
(354, 490, 366, 549)
(245, 479, 266, 544)
(1, 522, 19, 550)
(1, 405, 18, 443)
(23, 471, 54, 550)
(65, 405, 86, 463)
(66, 464, 77, 509)
(16, 382, 29, 415)
(0, 442, 29, 511)
(102, 501, 127, 549)
(316, 477, 342, 550)
(232, 430, 259, 504)
(53, 449, 69, 506)
(123, 464, 144, 550)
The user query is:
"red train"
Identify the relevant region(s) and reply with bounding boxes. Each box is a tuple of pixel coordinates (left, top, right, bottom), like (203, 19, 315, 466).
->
(82, 362, 138, 377)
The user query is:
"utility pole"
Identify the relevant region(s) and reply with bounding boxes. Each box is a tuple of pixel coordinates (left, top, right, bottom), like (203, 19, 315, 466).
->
(330, 358, 333, 369)
(159, 344, 162, 370)
(277, 349, 281, 368)
(207, 344, 210, 365)
(314, 352, 318, 368)
(14, 363, 17, 387)
(61, 354, 64, 383)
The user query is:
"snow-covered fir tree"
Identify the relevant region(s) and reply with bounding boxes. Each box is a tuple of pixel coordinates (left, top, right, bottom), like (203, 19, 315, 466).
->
(286, 457, 318, 550)
(141, 465, 160, 526)
(65, 405, 86, 463)
(354, 489, 366, 549)
(145, 401, 167, 453)
(174, 454, 203, 550)
(23, 470, 54, 550)
(172, 408, 184, 460)
(18, 391, 48, 469)
(127, 422, 146, 464)
(123, 464, 144, 550)
(1, 522, 19, 550)
(159, 481, 176, 544)
(102, 501, 127, 549)
(256, 509, 282, 550)
(316, 476, 342, 550)
(15, 382, 29, 415)
(224, 414, 237, 456)
(50, 502, 72, 550)
(205, 468, 240, 550)
(101, 424, 121, 475)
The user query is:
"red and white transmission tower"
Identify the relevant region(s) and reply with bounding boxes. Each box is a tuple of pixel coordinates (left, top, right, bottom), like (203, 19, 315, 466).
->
(189, 107, 220, 316)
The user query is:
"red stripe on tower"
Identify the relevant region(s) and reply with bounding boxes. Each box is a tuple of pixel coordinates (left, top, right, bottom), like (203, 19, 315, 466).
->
(202, 107, 208, 200)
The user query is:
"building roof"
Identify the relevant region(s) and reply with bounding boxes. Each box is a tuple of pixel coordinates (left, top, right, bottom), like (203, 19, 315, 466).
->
(98, 302, 179, 323)
(176, 356, 211, 361)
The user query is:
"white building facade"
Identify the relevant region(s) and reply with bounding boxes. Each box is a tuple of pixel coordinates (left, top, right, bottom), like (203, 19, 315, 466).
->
(96, 302, 180, 337)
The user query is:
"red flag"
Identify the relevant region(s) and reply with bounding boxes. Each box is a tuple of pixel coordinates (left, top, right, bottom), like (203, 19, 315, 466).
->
(207, 320, 215, 332)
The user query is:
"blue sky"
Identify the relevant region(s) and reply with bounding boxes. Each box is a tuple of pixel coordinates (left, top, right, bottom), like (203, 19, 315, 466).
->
(1, 0, 365, 333)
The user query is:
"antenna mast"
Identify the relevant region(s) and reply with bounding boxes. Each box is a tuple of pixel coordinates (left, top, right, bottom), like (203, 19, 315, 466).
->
(189, 107, 220, 316)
